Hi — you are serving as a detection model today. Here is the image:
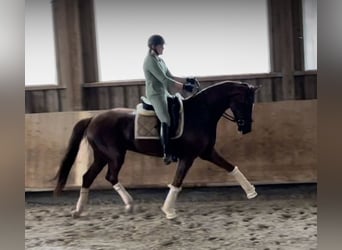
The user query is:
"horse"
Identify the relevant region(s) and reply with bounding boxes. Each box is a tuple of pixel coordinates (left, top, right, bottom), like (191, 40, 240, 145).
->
(53, 80, 259, 219)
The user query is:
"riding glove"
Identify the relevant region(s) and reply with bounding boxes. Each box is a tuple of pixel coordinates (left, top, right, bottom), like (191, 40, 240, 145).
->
(183, 83, 195, 92)
(186, 77, 197, 85)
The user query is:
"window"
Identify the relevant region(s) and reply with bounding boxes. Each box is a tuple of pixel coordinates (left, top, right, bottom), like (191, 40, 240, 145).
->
(94, 0, 270, 81)
(302, 0, 317, 70)
(25, 0, 57, 85)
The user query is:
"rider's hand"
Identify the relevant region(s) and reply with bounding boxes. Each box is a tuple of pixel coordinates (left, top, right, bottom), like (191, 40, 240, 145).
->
(183, 83, 194, 92)
(186, 77, 197, 85)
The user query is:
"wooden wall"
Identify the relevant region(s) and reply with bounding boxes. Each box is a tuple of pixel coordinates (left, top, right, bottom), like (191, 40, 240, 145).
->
(81, 72, 317, 110)
(25, 72, 317, 113)
(25, 100, 317, 191)
(25, 86, 67, 113)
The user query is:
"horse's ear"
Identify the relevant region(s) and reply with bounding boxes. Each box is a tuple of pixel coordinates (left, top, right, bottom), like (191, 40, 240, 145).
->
(252, 85, 262, 92)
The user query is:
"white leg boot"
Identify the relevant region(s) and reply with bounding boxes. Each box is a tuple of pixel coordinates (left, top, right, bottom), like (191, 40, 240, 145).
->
(71, 187, 89, 218)
(161, 184, 182, 219)
(230, 166, 257, 199)
(113, 182, 134, 212)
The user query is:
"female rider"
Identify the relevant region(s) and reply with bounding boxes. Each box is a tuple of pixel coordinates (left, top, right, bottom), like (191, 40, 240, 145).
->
(143, 34, 192, 165)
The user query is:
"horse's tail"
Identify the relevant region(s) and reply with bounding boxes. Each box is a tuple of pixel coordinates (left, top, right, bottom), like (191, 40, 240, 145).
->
(53, 117, 92, 196)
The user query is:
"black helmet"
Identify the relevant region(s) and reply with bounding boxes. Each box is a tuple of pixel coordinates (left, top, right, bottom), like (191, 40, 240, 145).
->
(148, 34, 165, 48)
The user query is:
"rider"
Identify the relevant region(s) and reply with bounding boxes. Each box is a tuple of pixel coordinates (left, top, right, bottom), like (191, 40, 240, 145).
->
(143, 34, 193, 165)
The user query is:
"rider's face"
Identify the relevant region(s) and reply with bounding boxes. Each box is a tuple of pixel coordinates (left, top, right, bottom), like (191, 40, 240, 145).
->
(154, 44, 164, 55)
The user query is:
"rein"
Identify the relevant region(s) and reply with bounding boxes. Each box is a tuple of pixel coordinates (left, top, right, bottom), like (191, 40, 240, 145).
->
(186, 78, 201, 98)
(222, 111, 236, 122)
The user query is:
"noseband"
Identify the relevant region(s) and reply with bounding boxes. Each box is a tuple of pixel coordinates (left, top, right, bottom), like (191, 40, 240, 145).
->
(222, 111, 236, 122)
(222, 111, 248, 126)
(222, 86, 254, 125)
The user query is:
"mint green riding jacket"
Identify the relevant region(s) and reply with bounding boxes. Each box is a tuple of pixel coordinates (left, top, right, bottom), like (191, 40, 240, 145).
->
(143, 52, 177, 126)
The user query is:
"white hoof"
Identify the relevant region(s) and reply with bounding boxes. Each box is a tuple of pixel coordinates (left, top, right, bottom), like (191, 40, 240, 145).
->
(71, 210, 81, 218)
(161, 207, 177, 220)
(247, 190, 258, 199)
(125, 204, 134, 213)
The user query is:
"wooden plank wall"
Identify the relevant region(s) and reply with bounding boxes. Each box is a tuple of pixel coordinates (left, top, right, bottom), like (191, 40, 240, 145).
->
(25, 72, 317, 113)
(25, 100, 317, 191)
(25, 86, 67, 113)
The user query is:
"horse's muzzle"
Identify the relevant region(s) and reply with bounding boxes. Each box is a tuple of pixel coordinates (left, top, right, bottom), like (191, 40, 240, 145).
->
(237, 119, 252, 134)
(238, 124, 252, 134)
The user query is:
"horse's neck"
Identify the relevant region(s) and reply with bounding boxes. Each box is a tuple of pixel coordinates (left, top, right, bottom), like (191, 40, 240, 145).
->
(197, 83, 238, 121)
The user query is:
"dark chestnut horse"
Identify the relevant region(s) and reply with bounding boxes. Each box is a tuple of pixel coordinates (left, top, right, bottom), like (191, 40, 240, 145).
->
(54, 81, 259, 219)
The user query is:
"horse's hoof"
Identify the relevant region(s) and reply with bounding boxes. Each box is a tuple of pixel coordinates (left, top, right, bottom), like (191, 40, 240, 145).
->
(247, 190, 258, 199)
(165, 213, 177, 220)
(161, 207, 177, 220)
(71, 210, 81, 218)
(125, 204, 134, 213)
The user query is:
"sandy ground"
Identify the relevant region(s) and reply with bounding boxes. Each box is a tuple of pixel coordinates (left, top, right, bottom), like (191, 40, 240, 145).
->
(25, 184, 317, 250)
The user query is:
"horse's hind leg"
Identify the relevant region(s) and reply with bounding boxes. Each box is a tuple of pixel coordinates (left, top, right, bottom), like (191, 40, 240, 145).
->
(161, 157, 195, 219)
(72, 155, 106, 218)
(200, 148, 257, 199)
(105, 152, 134, 213)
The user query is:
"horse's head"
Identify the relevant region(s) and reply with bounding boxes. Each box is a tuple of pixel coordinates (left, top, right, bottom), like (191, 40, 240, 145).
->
(229, 84, 259, 134)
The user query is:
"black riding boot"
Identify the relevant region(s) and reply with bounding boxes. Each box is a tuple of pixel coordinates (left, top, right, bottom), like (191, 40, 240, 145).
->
(160, 122, 172, 165)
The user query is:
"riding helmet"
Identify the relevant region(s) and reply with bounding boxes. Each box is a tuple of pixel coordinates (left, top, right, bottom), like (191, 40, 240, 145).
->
(148, 34, 165, 48)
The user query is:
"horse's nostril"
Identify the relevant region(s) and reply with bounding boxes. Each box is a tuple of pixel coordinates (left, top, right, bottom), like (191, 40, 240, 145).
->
(237, 120, 245, 126)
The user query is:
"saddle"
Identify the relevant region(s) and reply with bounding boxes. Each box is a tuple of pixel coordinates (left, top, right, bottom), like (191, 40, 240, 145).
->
(135, 94, 184, 139)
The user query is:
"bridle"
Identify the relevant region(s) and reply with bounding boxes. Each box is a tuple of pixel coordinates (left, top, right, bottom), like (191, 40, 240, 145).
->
(222, 111, 236, 122)
(222, 111, 247, 127)
(191, 80, 253, 127)
(222, 88, 254, 126)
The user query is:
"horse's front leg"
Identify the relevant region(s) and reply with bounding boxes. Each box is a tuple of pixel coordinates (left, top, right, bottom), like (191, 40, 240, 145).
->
(201, 149, 257, 199)
(161, 157, 194, 219)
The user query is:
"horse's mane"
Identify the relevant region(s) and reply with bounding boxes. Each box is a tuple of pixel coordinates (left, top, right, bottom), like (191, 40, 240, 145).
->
(185, 80, 250, 102)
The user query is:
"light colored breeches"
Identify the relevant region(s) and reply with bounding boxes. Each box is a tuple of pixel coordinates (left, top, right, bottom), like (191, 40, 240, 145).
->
(147, 94, 170, 126)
